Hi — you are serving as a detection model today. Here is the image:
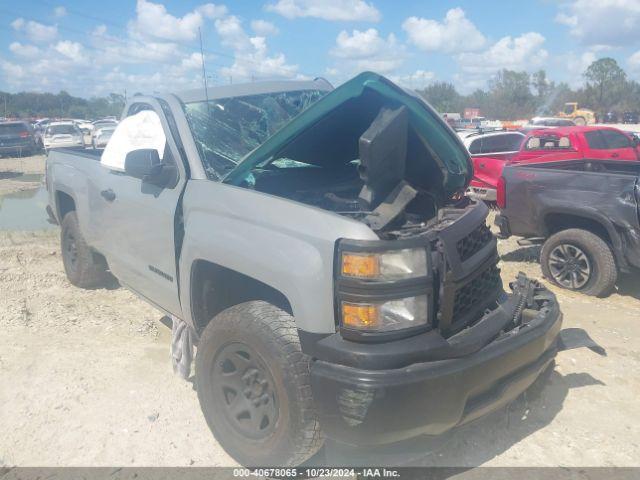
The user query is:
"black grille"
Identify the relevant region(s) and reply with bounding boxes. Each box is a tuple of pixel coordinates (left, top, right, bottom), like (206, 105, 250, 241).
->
(452, 265, 501, 319)
(456, 223, 492, 262)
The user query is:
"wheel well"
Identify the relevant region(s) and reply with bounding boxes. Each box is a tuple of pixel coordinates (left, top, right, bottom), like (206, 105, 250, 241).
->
(545, 213, 611, 244)
(56, 191, 76, 221)
(190, 260, 293, 334)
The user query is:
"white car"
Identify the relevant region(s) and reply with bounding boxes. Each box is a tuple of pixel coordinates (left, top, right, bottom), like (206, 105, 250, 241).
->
(43, 122, 85, 152)
(92, 125, 116, 149)
(73, 119, 95, 134)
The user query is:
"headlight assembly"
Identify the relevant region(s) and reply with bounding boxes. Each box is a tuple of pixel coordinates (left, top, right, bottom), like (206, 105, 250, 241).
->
(341, 248, 427, 280)
(336, 240, 433, 339)
(341, 295, 429, 332)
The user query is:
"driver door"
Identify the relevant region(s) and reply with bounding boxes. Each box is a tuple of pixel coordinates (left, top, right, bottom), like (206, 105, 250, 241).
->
(97, 100, 185, 316)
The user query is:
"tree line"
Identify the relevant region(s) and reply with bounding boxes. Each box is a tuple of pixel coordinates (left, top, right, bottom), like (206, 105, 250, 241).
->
(0, 90, 126, 120)
(1, 57, 638, 121)
(419, 57, 640, 120)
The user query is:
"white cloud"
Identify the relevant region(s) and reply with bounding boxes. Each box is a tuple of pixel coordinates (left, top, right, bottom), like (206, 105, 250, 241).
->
(329, 28, 405, 74)
(456, 32, 548, 75)
(251, 19, 279, 36)
(54, 6, 67, 18)
(627, 50, 640, 75)
(54, 41, 87, 64)
(91, 31, 182, 65)
(265, 0, 380, 22)
(9, 42, 41, 58)
(554, 12, 577, 27)
(555, 0, 640, 46)
(10, 18, 25, 30)
(214, 16, 301, 81)
(129, 0, 227, 41)
(402, 8, 486, 53)
(389, 70, 435, 89)
(11, 18, 58, 43)
(567, 51, 597, 79)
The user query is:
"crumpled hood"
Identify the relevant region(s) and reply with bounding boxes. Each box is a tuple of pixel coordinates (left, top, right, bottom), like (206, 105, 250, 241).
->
(224, 72, 472, 198)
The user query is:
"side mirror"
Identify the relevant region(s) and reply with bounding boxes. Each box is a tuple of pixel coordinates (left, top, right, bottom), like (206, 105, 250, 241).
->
(124, 149, 162, 181)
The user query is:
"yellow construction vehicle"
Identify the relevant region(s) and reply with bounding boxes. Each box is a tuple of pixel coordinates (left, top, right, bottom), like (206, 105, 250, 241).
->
(558, 102, 595, 125)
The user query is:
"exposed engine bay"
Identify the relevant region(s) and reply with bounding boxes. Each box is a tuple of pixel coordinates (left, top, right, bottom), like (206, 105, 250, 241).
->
(243, 95, 451, 236)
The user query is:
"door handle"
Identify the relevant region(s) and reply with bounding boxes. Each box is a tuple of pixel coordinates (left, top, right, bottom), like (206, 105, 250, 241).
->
(611, 152, 620, 158)
(479, 162, 486, 168)
(100, 189, 116, 202)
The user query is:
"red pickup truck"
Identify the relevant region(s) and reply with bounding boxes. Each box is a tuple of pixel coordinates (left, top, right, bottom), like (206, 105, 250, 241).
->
(467, 126, 640, 202)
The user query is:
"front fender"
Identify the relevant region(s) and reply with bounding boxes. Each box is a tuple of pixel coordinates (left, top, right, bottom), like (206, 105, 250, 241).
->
(178, 180, 378, 334)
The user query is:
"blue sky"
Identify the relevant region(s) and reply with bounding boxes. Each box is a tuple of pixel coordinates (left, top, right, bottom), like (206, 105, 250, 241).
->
(1, 0, 640, 97)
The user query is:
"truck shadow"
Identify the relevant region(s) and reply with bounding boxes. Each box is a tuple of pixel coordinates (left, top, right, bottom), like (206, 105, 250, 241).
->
(314, 365, 604, 470)
(615, 273, 640, 301)
(500, 245, 541, 263)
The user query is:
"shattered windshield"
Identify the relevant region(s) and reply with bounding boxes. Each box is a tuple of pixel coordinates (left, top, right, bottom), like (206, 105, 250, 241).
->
(184, 89, 326, 179)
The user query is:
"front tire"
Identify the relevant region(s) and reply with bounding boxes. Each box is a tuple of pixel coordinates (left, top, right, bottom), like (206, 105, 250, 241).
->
(573, 116, 586, 126)
(60, 211, 109, 288)
(195, 301, 323, 466)
(540, 228, 616, 296)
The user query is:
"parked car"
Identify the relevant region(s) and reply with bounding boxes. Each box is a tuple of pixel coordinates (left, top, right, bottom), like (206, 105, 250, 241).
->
(44, 72, 573, 467)
(73, 119, 95, 134)
(463, 130, 526, 201)
(467, 126, 640, 202)
(601, 111, 619, 124)
(495, 159, 640, 296)
(527, 117, 576, 128)
(43, 122, 85, 152)
(0, 121, 39, 156)
(91, 125, 116, 148)
(92, 119, 118, 129)
(623, 111, 639, 124)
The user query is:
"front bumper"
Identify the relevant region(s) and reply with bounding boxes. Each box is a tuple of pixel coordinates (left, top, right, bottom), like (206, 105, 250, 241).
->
(310, 275, 561, 446)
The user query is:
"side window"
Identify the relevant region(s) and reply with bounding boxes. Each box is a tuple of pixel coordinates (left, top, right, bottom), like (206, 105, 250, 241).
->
(468, 138, 482, 154)
(584, 131, 607, 150)
(601, 130, 631, 149)
(101, 105, 167, 172)
(481, 134, 523, 153)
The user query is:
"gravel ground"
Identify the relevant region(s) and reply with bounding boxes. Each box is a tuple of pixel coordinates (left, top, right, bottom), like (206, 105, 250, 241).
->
(1, 155, 640, 467)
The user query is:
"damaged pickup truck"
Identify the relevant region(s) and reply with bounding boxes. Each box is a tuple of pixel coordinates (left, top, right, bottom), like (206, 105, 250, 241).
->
(46, 73, 569, 466)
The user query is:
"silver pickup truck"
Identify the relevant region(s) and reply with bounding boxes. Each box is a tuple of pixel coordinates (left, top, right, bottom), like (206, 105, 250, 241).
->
(46, 72, 565, 466)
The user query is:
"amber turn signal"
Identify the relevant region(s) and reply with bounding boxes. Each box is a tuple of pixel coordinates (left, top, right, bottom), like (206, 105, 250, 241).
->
(342, 302, 380, 330)
(341, 253, 380, 278)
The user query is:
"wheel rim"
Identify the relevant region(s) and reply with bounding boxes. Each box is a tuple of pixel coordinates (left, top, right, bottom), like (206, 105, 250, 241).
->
(63, 230, 78, 270)
(548, 243, 591, 289)
(212, 342, 279, 440)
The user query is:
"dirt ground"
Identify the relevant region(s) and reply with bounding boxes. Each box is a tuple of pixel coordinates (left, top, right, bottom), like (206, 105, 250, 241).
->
(1, 155, 640, 467)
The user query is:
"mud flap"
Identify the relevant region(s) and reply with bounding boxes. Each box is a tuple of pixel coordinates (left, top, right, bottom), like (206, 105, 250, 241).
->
(558, 327, 606, 356)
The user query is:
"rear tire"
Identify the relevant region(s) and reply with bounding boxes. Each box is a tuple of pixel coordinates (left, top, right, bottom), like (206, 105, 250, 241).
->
(60, 211, 110, 288)
(195, 301, 323, 466)
(573, 116, 586, 126)
(540, 228, 616, 297)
